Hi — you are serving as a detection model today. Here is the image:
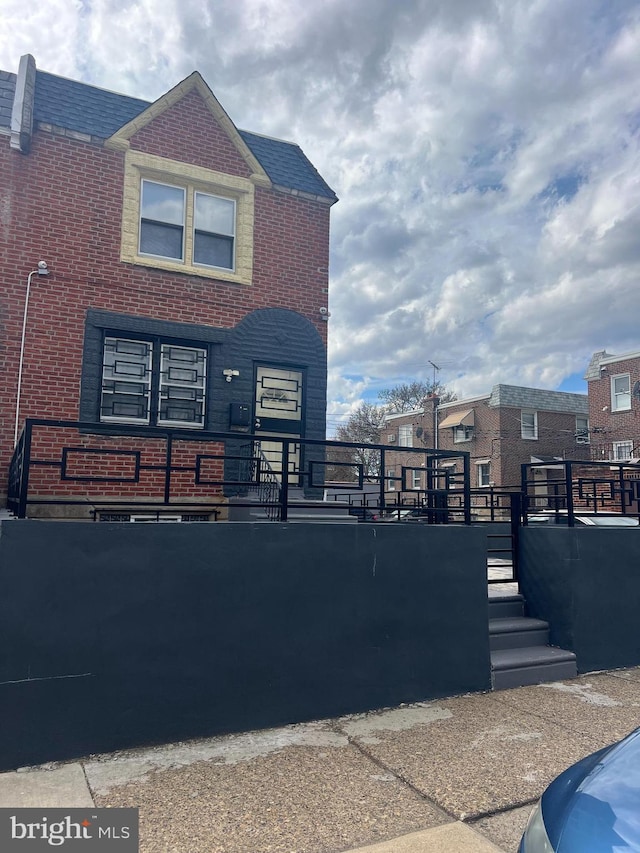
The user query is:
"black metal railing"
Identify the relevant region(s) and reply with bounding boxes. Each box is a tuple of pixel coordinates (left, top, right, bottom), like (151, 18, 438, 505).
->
(7, 418, 473, 523)
(521, 459, 640, 525)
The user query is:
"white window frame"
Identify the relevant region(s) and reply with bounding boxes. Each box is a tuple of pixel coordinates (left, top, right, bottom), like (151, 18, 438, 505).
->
(139, 180, 236, 272)
(386, 468, 396, 491)
(453, 424, 474, 443)
(120, 150, 255, 286)
(412, 470, 421, 489)
(476, 461, 491, 488)
(139, 180, 186, 262)
(193, 190, 236, 271)
(100, 336, 207, 429)
(613, 440, 633, 462)
(398, 424, 413, 447)
(576, 416, 590, 444)
(611, 374, 631, 412)
(521, 410, 538, 440)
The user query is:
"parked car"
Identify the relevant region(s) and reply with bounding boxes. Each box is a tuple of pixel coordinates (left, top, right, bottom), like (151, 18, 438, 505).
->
(527, 510, 639, 527)
(519, 726, 640, 851)
(348, 506, 379, 521)
(381, 508, 428, 522)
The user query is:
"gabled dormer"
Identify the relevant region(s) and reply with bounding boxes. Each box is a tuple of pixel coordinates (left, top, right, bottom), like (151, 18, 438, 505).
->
(106, 72, 272, 286)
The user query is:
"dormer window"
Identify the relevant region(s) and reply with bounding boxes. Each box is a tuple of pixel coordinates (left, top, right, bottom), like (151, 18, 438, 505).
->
(121, 151, 255, 285)
(139, 180, 236, 272)
(140, 181, 185, 261)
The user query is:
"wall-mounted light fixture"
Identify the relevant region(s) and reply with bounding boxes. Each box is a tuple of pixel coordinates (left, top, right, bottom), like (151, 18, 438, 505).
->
(319, 307, 331, 321)
(222, 369, 240, 383)
(14, 262, 50, 446)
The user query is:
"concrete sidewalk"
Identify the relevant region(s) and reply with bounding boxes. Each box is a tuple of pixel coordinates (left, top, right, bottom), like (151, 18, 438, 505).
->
(2, 667, 640, 852)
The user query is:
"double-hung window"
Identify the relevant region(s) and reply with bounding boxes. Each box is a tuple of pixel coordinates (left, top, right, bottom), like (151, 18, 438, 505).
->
(453, 424, 473, 443)
(140, 181, 185, 261)
(101, 336, 207, 428)
(194, 191, 235, 270)
(613, 440, 633, 462)
(521, 410, 538, 440)
(120, 151, 255, 285)
(477, 462, 491, 487)
(576, 416, 589, 444)
(611, 374, 631, 412)
(140, 180, 236, 272)
(398, 424, 413, 447)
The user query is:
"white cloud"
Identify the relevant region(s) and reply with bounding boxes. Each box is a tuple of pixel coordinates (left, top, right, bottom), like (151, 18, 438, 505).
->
(2, 0, 639, 421)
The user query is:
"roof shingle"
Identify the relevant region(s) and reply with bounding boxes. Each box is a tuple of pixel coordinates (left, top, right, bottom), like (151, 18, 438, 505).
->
(1, 65, 337, 202)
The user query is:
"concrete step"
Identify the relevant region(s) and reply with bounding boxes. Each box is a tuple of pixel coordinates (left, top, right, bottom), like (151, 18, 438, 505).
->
(489, 617, 549, 651)
(491, 646, 577, 690)
(487, 593, 524, 620)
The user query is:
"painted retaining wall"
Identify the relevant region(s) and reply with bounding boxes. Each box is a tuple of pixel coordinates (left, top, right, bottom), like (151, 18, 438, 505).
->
(0, 521, 490, 771)
(519, 527, 640, 673)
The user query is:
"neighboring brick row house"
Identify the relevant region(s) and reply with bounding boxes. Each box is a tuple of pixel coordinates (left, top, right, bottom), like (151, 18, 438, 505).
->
(585, 349, 640, 462)
(383, 385, 590, 493)
(0, 55, 337, 518)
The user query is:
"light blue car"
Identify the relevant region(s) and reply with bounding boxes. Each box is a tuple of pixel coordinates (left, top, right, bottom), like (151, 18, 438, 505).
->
(519, 727, 640, 851)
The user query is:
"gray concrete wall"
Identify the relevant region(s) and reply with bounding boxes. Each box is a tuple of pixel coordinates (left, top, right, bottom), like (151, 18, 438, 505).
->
(0, 521, 490, 771)
(519, 527, 640, 673)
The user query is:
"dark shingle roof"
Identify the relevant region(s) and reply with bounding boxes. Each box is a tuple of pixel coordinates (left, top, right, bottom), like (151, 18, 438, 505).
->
(0, 71, 16, 129)
(2, 67, 337, 201)
(34, 71, 151, 139)
(238, 129, 337, 200)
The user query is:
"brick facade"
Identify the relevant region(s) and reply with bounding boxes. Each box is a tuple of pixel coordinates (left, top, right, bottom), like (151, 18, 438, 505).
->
(586, 350, 640, 461)
(0, 58, 336, 513)
(383, 385, 589, 499)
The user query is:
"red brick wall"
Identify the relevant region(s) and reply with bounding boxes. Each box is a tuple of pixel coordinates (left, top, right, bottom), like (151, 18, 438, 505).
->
(130, 90, 253, 177)
(436, 403, 588, 488)
(0, 94, 331, 492)
(588, 356, 640, 457)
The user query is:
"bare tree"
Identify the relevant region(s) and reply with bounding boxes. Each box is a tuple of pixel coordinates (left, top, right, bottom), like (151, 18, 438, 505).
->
(330, 403, 386, 479)
(378, 380, 457, 413)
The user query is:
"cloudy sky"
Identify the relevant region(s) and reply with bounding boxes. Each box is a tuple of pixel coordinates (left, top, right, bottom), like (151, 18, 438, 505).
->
(3, 0, 640, 432)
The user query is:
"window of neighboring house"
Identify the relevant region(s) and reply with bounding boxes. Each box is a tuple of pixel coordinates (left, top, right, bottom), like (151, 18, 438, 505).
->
(576, 415, 590, 444)
(101, 336, 206, 428)
(611, 374, 631, 412)
(387, 469, 396, 491)
(398, 424, 413, 447)
(120, 150, 255, 285)
(521, 410, 538, 440)
(453, 424, 473, 443)
(412, 470, 421, 489)
(476, 462, 491, 487)
(613, 440, 633, 462)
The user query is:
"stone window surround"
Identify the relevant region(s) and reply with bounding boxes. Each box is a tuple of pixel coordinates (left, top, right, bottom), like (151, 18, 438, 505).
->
(120, 150, 256, 285)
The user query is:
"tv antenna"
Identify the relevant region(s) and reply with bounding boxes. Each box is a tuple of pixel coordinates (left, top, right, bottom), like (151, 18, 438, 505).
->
(428, 360, 440, 386)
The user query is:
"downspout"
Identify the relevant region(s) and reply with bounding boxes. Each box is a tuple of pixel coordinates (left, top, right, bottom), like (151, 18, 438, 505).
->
(14, 263, 49, 446)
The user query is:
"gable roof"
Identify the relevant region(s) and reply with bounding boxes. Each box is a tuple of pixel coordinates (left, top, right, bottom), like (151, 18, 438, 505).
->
(1, 64, 337, 203)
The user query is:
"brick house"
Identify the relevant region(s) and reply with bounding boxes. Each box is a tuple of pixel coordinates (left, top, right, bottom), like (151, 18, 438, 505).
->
(0, 55, 337, 518)
(585, 349, 640, 462)
(383, 385, 589, 496)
